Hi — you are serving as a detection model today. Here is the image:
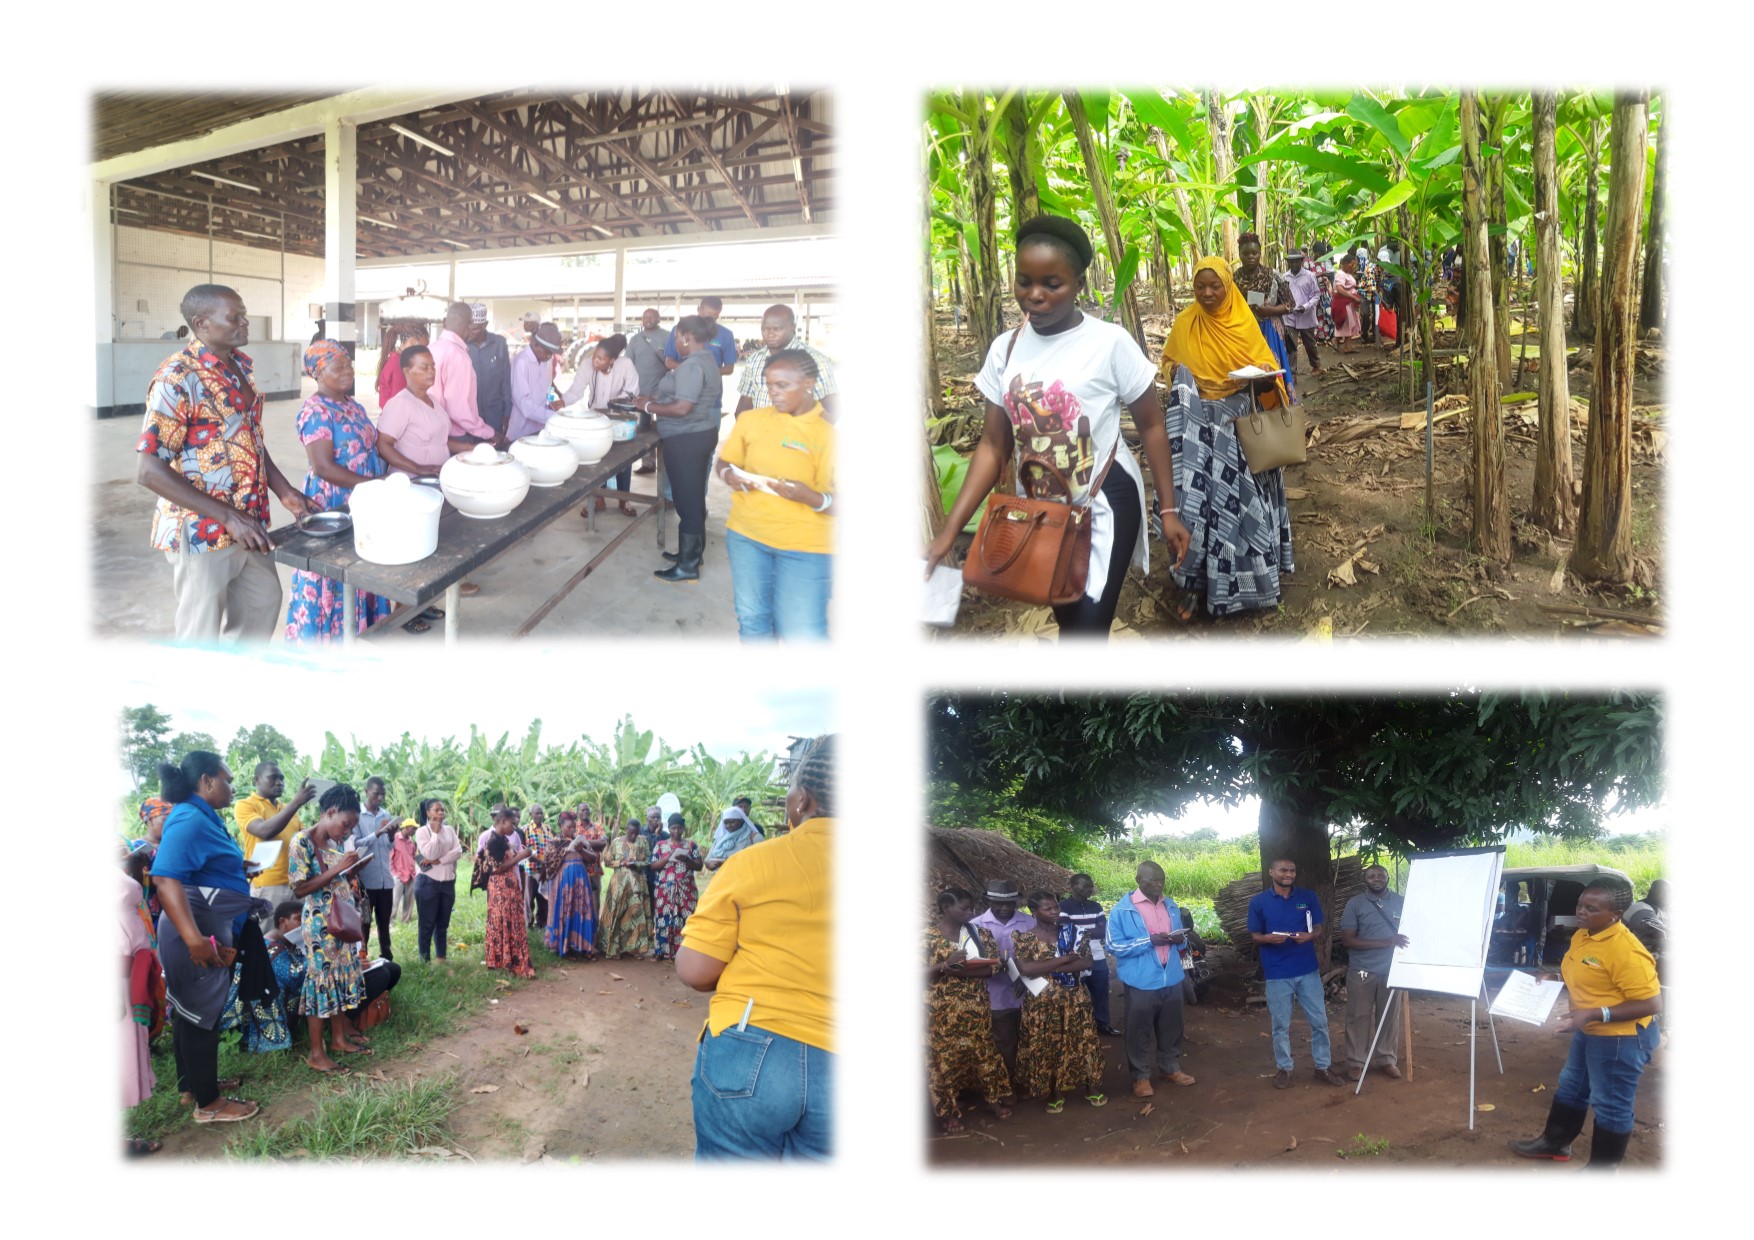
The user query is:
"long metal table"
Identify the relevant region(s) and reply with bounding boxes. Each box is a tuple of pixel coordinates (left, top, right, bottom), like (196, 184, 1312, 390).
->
(269, 431, 664, 645)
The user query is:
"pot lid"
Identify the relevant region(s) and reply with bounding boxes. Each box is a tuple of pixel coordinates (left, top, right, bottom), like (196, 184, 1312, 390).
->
(516, 432, 569, 449)
(457, 443, 510, 466)
(353, 473, 442, 512)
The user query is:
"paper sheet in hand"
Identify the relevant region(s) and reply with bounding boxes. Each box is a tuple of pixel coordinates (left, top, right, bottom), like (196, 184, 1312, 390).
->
(247, 840, 282, 871)
(1227, 365, 1279, 381)
(336, 854, 370, 876)
(922, 562, 964, 626)
(1006, 953, 1049, 997)
(1488, 971, 1565, 1026)
(1245, 290, 1267, 307)
(725, 464, 782, 495)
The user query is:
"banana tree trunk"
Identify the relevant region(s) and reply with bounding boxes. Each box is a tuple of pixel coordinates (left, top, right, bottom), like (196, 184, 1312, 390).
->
(1001, 92, 1041, 235)
(1575, 117, 1603, 339)
(1462, 91, 1510, 563)
(1150, 226, 1173, 316)
(1638, 101, 1666, 335)
(1063, 92, 1143, 348)
(1575, 93, 1649, 584)
(1147, 125, 1201, 289)
(964, 91, 1006, 356)
(1205, 90, 1239, 266)
(923, 416, 946, 543)
(1486, 95, 1513, 387)
(1531, 92, 1576, 538)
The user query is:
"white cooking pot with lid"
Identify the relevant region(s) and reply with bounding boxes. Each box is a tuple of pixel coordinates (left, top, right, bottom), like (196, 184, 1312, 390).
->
(350, 472, 443, 564)
(509, 431, 580, 487)
(546, 406, 615, 465)
(438, 443, 533, 519)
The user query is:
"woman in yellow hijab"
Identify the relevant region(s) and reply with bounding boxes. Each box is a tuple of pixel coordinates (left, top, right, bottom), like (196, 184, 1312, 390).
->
(1157, 258, 1296, 619)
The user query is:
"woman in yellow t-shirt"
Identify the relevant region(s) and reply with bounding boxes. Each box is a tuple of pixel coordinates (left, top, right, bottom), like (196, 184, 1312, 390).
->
(1510, 880, 1662, 1168)
(676, 733, 834, 1160)
(713, 350, 833, 641)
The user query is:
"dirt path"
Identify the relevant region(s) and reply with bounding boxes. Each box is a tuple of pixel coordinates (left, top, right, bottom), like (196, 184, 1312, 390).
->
(153, 958, 702, 1162)
(927, 971, 1667, 1169)
(930, 315, 1664, 639)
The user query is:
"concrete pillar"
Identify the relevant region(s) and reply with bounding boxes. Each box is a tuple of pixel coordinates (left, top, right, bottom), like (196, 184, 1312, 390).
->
(323, 116, 358, 349)
(448, 257, 458, 300)
(91, 178, 116, 410)
(613, 246, 627, 331)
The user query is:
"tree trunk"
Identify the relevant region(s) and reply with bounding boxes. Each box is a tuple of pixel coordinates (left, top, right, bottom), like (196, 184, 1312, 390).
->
(1000, 92, 1041, 236)
(1462, 91, 1510, 563)
(1250, 97, 1271, 254)
(964, 92, 1006, 357)
(1575, 117, 1603, 339)
(1575, 93, 1649, 584)
(1486, 95, 1513, 387)
(923, 415, 946, 542)
(1531, 92, 1576, 538)
(1148, 125, 1201, 293)
(1149, 226, 1173, 316)
(1063, 92, 1143, 348)
(1257, 790, 1336, 976)
(1205, 90, 1239, 266)
(1638, 100, 1666, 334)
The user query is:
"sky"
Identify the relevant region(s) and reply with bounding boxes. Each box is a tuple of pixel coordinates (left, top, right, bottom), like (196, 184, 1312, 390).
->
(116, 647, 833, 794)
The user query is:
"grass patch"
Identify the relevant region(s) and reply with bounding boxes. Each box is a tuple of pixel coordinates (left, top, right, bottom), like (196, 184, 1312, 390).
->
(224, 1074, 459, 1160)
(1337, 1132, 1391, 1159)
(127, 857, 541, 1143)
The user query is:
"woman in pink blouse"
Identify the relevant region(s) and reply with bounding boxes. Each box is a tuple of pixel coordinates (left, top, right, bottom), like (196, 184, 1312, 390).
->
(377, 345, 470, 477)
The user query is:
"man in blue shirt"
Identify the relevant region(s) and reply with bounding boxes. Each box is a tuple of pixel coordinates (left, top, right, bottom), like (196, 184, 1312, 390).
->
(1059, 873, 1120, 1036)
(665, 295, 739, 376)
(1106, 862, 1197, 1098)
(1247, 858, 1346, 1089)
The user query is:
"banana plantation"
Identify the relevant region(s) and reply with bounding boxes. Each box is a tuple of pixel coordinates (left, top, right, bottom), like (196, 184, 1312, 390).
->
(924, 88, 1665, 638)
(120, 710, 791, 844)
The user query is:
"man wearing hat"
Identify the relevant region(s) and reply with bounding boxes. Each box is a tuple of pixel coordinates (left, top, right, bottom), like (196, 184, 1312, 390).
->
(507, 322, 568, 441)
(465, 302, 513, 438)
(1283, 249, 1324, 378)
(970, 879, 1035, 1081)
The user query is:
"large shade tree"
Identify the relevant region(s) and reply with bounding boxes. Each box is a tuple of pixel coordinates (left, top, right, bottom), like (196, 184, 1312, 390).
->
(927, 692, 1664, 885)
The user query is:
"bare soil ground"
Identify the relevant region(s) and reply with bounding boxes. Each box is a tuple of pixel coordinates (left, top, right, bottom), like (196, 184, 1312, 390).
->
(929, 311, 1665, 640)
(150, 958, 700, 1163)
(927, 947, 1667, 1169)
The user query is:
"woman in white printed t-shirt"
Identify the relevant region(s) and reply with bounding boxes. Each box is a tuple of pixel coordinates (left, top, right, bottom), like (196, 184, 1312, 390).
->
(925, 215, 1190, 639)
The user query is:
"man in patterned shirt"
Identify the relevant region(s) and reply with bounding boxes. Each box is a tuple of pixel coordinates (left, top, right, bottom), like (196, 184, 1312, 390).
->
(733, 305, 838, 423)
(135, 284, 308, 641)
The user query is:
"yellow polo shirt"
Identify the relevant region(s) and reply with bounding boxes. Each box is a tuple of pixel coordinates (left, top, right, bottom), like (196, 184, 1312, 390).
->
(235, 793, 295, 888)
(719, 405, 834, 555)
(681, 816, 832, 1052)
(1561, 920, 1660, 1035)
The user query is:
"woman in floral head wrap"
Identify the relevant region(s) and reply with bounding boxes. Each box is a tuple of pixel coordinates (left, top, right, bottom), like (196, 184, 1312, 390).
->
(283, 341, 395, 644)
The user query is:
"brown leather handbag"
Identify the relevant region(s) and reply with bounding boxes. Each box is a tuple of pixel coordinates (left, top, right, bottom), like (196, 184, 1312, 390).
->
(326, 891, 364, 943)
(963, 452, 1114, 606)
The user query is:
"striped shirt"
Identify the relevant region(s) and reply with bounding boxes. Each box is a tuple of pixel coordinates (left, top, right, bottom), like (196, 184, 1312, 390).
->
(737, 338, 839, 403)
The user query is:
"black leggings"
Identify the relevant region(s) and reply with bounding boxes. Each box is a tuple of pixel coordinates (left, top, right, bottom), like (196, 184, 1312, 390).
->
(663, 427, 719, 541)
(361, 886, 394, 959)
(1052, 464, 1143, 639)
(414, 876, 456, 961)
(171, 1012, 222, 1108)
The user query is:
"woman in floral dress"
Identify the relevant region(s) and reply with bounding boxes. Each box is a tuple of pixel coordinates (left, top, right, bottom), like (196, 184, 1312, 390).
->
(481, 830, 536, 978)
(284, 341, 395, 644)
(926, 887, 1014, 1134)
(1011, 891, 1105, 1112)
(596, 818, 654, 958)
(289, 783, 367, 1075)
(650, 815, 703, 960)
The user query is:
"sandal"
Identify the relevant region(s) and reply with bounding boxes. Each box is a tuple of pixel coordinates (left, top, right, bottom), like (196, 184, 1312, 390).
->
(418, 606, 445, 622)
(618, 501, 639, 518)
(939, 1117, 966, 1135)
(1086, 1093, 1109, 1108)
(333, 1043, 374, 1057)
(1045, 1099, 1065, 1114)
(306, 1059, 352, 1077)
(408, 619, 431, 634)
(192, 1098, 260, 1124)
(126, 1138, 163, 1157)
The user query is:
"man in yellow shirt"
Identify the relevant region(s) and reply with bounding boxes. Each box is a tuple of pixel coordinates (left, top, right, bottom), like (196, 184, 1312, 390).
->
(676, 734, 834, 1160)
(233, 762, 314, 923)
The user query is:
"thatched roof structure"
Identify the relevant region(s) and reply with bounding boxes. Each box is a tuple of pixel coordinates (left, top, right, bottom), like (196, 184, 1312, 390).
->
(1214, 855, 1368, 971)
(927, 827, 1072, 913)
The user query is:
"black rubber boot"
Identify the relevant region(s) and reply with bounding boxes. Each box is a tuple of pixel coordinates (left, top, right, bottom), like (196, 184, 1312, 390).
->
(1585, 1125, 1632, 1169)
(1508, 1098, 1589, 1161)
(655, 533, 704, 583)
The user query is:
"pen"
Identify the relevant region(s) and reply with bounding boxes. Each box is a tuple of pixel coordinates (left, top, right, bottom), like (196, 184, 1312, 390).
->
(737, 996, 754, 1032)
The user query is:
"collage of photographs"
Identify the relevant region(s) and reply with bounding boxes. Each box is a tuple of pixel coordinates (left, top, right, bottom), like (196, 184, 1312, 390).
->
(51, 48, 1721, 1214)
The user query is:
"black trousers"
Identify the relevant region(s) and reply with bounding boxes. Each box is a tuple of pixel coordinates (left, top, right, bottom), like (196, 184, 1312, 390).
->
(414, 876, 456, 961)
(351, 960, 402, 1015)
(1285, 326, 1321, 371)
(1121, 982, 1186, 1080)
(360, 886, 394, 960)
(662, 427, 719, 541)
(170, 1012, 222, 1108)
(1052, 465, 1142, 638)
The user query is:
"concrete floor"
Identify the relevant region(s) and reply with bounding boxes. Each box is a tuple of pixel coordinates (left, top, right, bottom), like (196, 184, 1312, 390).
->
(92, 373, 743, 642)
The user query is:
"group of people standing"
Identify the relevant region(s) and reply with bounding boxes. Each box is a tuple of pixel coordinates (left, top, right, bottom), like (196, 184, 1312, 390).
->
(137, 285, 839, 644)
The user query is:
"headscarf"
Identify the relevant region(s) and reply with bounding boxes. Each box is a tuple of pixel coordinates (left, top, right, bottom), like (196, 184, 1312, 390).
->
(138, 796, 172, 827)
(304, 339, 348, 380)
(1160, 258, 1289, 406)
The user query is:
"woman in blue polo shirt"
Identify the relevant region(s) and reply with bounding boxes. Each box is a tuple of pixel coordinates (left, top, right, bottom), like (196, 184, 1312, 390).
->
(149, 750, 260, 1124)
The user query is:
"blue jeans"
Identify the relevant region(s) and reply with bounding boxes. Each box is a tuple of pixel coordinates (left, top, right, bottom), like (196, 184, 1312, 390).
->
(724, 529, 831, 641)
(1264, 972, 1332, 1070)
(1554, 1018, 1659, 1132)
(692, 1024, 833, 1161)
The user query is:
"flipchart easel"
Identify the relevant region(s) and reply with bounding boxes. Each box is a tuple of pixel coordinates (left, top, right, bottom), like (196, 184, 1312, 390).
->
(1355, 846, 1506, 1129)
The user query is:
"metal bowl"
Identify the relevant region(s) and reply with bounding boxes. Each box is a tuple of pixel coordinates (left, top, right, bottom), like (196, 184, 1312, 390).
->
(297, 511, 353, 538)
(411, 475, 443, 490)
